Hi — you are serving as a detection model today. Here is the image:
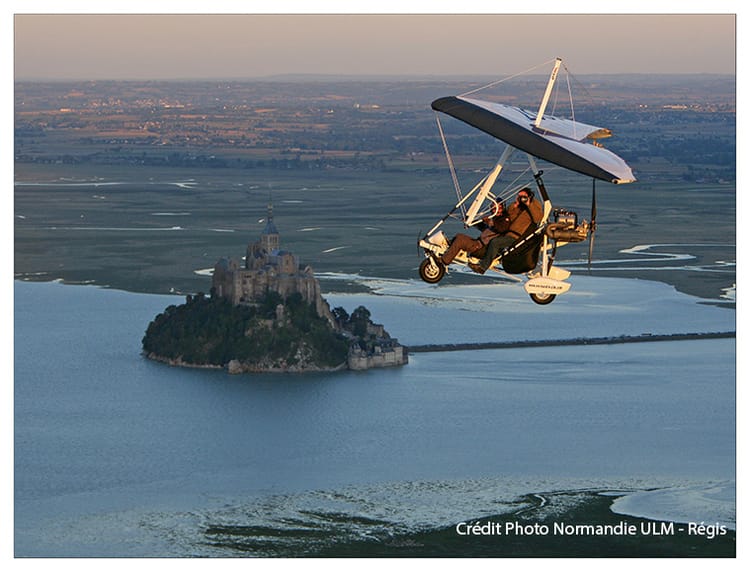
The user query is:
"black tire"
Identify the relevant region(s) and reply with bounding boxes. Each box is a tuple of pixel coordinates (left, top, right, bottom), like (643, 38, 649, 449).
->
(529, 292, 556, 305)
(419, 257, 446, 284)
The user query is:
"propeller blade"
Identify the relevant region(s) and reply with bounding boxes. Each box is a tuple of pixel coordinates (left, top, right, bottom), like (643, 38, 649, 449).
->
(588, 180, 597, 272)
(591, 179, 597, 223)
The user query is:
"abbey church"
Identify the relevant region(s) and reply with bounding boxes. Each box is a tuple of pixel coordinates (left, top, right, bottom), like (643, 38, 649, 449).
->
(210, 201, 406, 371)
(211, 202, 335, 325)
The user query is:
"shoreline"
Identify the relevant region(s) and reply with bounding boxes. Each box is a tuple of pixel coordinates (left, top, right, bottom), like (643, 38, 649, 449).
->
(144, 351, 349, 374)
(12, 272, 737, 311)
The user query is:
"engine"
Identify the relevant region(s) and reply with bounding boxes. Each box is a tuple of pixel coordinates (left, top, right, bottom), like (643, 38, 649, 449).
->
(545, 209, 588, 242)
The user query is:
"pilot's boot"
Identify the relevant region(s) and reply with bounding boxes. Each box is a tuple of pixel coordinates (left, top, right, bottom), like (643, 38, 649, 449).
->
(468, 263, 486, 275)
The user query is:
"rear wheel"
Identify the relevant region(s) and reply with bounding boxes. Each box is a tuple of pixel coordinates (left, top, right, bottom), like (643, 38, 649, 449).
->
(419, 257, 446, 284)
(529, 292, 556, 305)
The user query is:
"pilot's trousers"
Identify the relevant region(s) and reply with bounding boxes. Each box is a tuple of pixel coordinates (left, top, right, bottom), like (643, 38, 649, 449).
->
(441, 234, 483, 265)
(477, 235, 517, 270)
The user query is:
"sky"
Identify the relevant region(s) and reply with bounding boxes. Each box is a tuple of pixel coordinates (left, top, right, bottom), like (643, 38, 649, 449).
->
(11, 8, 737, 80)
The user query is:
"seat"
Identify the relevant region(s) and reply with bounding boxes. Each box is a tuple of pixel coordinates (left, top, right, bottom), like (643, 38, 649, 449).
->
(499, 232, 545, 274)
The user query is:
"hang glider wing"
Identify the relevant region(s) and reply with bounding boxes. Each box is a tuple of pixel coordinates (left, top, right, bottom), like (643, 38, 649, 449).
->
(432, 96, 636, 184)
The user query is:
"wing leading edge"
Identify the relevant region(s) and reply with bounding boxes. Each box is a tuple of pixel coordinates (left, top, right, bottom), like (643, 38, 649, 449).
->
(432, 96, 636, 184)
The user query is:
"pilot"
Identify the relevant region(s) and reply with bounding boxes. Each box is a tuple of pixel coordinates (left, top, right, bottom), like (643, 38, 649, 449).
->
(439, 202, 510, 266)
(468, 187, 542, 274)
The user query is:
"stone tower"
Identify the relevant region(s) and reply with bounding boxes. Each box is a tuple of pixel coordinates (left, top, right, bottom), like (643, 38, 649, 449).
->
(260, 201, 280, 255)
(212, 199, 335, 327)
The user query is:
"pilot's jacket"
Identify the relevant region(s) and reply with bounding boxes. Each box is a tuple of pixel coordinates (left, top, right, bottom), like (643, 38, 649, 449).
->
(477, 212, 511, 245)
(505, 197, 543, 239)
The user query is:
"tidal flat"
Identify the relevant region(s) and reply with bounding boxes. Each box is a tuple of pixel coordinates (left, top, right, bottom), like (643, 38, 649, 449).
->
(14, 163, 735, 303)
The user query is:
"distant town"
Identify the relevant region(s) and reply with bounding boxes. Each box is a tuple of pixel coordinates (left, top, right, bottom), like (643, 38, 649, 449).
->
(15, 75, 735, 183)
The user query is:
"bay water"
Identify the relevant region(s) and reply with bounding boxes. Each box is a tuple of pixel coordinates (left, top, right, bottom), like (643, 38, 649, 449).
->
(14, 278, 735, 556)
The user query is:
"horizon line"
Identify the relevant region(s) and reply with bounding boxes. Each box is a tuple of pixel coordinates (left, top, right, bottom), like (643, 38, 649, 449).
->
(14, 71, 738, 82)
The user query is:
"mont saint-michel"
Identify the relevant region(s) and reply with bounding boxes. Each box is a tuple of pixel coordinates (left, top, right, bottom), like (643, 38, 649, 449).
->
(142, 202, 407, 373)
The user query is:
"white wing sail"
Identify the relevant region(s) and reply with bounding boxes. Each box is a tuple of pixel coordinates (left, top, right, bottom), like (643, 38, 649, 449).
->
(432, 96, 636, 184)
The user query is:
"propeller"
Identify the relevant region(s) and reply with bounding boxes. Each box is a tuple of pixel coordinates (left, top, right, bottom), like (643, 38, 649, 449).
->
(587, 179, 597, 272)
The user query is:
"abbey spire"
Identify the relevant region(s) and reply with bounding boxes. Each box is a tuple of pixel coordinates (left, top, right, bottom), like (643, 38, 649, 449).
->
(261, 194, 280, 254)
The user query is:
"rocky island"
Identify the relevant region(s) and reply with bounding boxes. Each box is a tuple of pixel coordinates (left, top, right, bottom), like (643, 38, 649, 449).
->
(142, 202, 407, 373)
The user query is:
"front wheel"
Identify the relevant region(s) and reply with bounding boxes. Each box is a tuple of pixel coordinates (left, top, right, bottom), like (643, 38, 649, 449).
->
(419, 257, 446, 284)
(529, 292, 556, 305)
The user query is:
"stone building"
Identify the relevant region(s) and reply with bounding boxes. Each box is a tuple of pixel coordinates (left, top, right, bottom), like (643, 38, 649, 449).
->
(212, 202, 335, 326)
(347, 339, 407, 370)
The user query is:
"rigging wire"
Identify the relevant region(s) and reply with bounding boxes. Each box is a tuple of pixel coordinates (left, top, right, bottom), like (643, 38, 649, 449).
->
(434, 112, 466, 219)
(541, 64, 582, 140)
(561, 61, 595, 104)
(458, 58, 557, 98)
(499, 166, 534, 200)
(546, 66, 576, 126)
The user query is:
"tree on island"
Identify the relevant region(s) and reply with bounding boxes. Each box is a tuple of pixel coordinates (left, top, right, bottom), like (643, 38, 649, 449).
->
(349, 306, 372, 338)
(142, 291, 351, 370)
